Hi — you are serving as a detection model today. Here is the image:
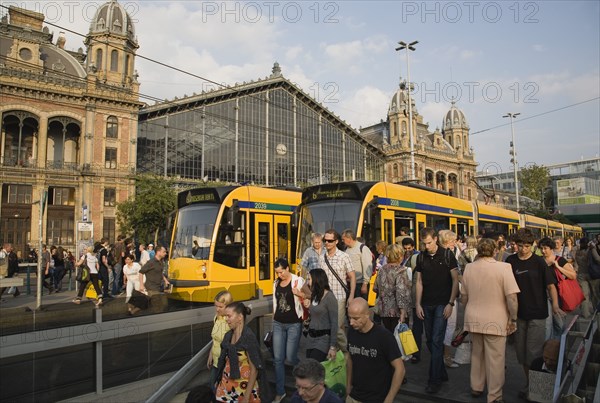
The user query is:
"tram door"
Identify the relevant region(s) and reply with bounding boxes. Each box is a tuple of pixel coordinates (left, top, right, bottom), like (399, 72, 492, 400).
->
(381, 210, 395, 244)
(255, 214, 273, 296)
(415, 213, 427, 242)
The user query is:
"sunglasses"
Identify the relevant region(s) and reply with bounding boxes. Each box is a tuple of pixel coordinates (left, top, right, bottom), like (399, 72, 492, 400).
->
(323, 239, 336, 243)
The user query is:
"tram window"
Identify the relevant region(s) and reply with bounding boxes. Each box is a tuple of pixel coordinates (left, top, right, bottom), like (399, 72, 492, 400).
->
(427, 216, 449, 232)
(214, 208, 246, 269)
(258, 222, 271, 280)
(394, 214, 415, 239)
(277, 223, 288, 259)
(172, 205, 217, 259)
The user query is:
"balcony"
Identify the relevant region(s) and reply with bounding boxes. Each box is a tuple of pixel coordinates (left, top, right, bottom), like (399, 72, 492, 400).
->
(46, 160, 80, 171)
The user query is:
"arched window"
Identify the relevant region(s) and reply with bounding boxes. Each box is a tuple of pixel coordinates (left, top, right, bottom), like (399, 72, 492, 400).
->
(95, 48, 103, 70)
(106, 116, 118, 138)
(393, 163, 399, 179)
(392, 122, 398, 140)
(124, 54, 130, 76)
(401, 121, 407, 134)
(468, 189, 472, 201)
(110, 50, 119, 72)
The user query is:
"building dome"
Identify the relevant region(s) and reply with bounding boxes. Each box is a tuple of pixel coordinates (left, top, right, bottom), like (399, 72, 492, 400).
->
(442, 101, 469, 131)
(89, 0, 136, 43)
(388, 83, 417, 115)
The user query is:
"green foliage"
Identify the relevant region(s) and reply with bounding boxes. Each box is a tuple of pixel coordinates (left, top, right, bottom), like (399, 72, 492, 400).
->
(519, 164, 550, 203)
(116, 175, 177, 244)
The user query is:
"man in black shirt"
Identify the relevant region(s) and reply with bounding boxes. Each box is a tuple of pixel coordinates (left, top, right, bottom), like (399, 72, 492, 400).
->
(415, 228, 459, 394)
(98, 238, 112, 298)
(506, 229, 562, 394)
(138, 245, 170, 313)
(346, 298, 404, 403)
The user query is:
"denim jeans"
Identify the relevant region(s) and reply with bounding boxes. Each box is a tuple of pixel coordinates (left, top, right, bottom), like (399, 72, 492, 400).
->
(273, 320, 302, 395)
(412, 307, 424, 359)
(112, 263, 123, 295)
(423, 304, 448, 385)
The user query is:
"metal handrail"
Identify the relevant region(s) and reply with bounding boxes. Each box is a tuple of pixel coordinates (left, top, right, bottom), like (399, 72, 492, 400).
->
(146, 298, 272, 403)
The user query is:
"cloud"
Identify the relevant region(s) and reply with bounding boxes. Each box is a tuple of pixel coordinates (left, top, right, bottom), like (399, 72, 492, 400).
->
(528, 71, 600, 101)
(335, 86, 391, 129)
(285, 46, 304, 61)
(320, 35, 391, 74)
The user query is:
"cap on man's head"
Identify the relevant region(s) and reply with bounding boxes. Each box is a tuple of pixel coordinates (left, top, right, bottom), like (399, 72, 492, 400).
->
(148, 243, 154, 247)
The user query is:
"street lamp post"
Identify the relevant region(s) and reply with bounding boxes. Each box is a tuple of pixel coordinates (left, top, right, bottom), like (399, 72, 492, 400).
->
(396, 40, 418, 181)
(503, 112, 521, 211)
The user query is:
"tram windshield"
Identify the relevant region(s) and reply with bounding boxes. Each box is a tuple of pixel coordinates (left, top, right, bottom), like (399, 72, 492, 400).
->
(298, 200, 361, 255)
(171, 204, 218, 259)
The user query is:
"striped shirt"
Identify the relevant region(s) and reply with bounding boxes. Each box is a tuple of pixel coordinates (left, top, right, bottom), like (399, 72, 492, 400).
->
(319, 249, 354, 301)
(301, 246, 325, 273)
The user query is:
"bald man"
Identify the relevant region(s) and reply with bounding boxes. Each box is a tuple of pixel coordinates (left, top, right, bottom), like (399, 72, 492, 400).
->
(530, 339, 560, 373)
(346, 298, 405, 403)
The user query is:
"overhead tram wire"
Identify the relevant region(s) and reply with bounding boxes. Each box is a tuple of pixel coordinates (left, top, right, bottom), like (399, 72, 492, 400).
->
(0, 4, 358, 134)
(469, 97, 600, 136)
(2, 55, 384, 163)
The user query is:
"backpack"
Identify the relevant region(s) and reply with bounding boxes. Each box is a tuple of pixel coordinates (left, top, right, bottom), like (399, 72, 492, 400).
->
(360, 243, 376, 277)
(107, 246, 117, 267)
(417, 247, 454, 269)
(588, 249, 600, 280)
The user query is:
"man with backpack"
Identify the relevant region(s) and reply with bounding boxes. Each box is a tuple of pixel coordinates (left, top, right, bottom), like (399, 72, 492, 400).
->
(415, 228, 459, 394)
(342, 229, 373, 299)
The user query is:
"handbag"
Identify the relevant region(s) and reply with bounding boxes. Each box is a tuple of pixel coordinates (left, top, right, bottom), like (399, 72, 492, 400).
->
(322, 350, 347, 398)
(76, 265, 90, 282)
(394, 322, 419, 358)
(554, 267, 584, 312)
(263, 330, 274, 354)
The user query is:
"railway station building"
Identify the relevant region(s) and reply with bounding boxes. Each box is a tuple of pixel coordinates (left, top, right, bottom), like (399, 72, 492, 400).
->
(137, 63, 386, 187)
(0, 2, 142, 255)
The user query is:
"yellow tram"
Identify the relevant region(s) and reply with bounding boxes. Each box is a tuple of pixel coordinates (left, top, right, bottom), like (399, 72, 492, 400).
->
(167, 186, 301, 302)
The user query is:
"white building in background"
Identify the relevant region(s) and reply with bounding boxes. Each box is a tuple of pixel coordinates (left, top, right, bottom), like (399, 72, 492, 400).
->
(476, 157, 600, 235)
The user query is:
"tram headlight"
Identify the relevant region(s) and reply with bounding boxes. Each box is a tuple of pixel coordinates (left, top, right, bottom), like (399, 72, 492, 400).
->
(201, 263, 207, 279)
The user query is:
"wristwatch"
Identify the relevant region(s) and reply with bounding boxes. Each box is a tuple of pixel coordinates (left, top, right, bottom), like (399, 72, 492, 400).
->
(448, 301, 455, 307)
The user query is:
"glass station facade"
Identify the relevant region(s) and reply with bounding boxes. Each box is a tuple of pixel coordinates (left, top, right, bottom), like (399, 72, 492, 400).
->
(137, 77, 385, 186)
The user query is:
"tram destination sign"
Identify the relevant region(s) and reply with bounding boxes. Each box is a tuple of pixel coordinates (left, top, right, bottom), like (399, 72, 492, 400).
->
(303, 183, 361, 204)
(178, 188, 220, 208)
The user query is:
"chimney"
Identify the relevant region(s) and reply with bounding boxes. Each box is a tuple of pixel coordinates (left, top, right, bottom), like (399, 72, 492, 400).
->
(57, 31, 66, 49)
(8, 6, 44, 31)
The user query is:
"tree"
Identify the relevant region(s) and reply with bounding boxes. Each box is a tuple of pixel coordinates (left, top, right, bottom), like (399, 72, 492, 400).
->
(519, 164, 550, 205)
(116, 175, 177, 244)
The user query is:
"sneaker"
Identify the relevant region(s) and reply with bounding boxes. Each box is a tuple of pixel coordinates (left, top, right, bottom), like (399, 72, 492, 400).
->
(445, 357, 459, 368)
(72, 298, 81, 305)
(273, 393, 286, 403)
(425, 383, 441, 394)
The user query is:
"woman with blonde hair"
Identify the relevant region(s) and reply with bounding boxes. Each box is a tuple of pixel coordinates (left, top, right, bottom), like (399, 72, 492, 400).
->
(72, 246, 102, 305)
(459, 236, 478, 268)
(373, 243, 411, 332)
(208, 290, 233, 389)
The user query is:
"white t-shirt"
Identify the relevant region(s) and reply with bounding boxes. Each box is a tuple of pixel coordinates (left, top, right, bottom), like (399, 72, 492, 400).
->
(123, 262, 142, 281)
(86, 253, 99, 274)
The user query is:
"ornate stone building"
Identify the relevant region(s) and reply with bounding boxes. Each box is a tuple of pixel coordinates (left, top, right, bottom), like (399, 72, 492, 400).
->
(361, 84, 478, 200)
(0, 2, 142, 256)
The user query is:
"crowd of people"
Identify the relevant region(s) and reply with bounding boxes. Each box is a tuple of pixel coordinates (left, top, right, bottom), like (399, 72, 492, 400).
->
(199, 228, 600, 403)
(68, 236, 167, 313)
(0, 242, 79, 301)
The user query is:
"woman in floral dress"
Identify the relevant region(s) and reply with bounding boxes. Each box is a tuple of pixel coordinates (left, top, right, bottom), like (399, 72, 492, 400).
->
(215, 302, 268, 402)
(373, 243, 412, 332)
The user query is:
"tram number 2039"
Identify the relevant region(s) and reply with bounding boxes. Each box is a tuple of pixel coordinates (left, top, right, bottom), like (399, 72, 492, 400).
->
(254, 202, 268, 210)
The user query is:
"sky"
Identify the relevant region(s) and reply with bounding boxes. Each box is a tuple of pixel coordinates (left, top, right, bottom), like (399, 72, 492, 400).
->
(5, 0, 600, 176)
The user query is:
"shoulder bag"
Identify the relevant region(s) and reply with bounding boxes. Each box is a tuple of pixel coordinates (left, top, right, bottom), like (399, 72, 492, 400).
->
(554, 267, 584, 312)
(323, 255, 349, 298)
